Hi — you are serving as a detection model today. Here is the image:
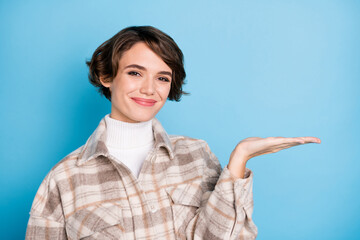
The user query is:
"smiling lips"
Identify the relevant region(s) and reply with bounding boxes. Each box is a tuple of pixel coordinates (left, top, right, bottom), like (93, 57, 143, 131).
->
(131, 97, 157, 107)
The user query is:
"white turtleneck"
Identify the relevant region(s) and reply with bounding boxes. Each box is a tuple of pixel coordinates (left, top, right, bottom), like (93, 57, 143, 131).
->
(104, 114, 154, 178)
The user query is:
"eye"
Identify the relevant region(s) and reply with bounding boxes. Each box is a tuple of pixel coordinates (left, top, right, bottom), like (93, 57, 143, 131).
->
(128, 71, 140, 76)
(158, 77, 170, 82)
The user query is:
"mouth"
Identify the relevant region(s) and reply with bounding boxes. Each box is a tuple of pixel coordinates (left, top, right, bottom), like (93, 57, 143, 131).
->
(131, 97, 157, 107)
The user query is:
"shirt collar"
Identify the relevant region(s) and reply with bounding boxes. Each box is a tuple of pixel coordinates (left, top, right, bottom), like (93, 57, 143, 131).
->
(76, 116, 174, 166)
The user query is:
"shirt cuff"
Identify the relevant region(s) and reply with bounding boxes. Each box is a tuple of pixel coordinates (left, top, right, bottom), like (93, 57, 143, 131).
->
(214, 166, 254, 206)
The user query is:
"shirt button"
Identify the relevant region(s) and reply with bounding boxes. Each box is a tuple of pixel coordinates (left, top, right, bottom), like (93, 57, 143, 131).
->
(150, 204, 158, 213)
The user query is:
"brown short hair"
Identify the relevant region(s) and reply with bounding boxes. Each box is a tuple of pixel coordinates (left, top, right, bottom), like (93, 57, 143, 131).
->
(86, 26, 188, 102)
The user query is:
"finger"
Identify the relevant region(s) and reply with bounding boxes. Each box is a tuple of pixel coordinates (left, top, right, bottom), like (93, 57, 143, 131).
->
(277, 137, 320, 145)
(267, 137, 305, 145)
(252, 137, 318, 155)
(247, 140, 313, 159)
(244, 137, 263, 141)
(271, 138, 321, 153)
(297, 137, 321, 144)
(262, 142, 301, 153)
(271, 142, 304, 151)
(266, 136, 321, 144)
(249, 142, 304, 158)
(256, 141, 303, 155)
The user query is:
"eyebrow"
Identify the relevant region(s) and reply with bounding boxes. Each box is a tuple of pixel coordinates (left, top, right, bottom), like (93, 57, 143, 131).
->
(124, 64, 172, 78)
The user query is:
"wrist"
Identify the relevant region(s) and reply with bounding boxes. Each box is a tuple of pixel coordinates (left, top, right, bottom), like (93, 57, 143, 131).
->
(228, 152, 247, 179)
(230, 148, 248, 165)
(228, 158, 247, 170)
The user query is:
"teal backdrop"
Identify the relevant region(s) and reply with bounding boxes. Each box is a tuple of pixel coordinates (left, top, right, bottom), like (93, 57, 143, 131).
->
(1, 0, 359, 239)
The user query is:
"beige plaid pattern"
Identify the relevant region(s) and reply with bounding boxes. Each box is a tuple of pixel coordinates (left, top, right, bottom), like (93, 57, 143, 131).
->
(26, 117, 257, 239)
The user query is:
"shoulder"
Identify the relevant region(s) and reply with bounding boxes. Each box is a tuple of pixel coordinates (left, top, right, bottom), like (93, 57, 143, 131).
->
(168, 135, 217, 163)
(41, 145, 85, 183)
(168, 134, 211, 151)
(167, 134, 221, 172)
(29, 145, 85, 216)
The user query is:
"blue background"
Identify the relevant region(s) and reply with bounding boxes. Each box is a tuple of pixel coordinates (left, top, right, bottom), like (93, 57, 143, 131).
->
(1, 0, 359, 239)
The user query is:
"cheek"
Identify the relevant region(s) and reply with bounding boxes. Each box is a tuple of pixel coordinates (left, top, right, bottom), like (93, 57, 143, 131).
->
(115, 79, 138, 94)
(159, 85, 171, 99)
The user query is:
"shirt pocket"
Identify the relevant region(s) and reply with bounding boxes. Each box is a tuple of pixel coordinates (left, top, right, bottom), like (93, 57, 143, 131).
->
(165, 180, 202, 238)
(65, 202, 126, 240)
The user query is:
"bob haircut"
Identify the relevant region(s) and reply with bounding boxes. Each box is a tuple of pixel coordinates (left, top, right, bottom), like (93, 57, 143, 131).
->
(86, 25, 188, 102)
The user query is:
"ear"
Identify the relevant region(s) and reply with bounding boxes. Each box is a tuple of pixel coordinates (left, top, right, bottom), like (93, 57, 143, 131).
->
(99, 77, 111, 88)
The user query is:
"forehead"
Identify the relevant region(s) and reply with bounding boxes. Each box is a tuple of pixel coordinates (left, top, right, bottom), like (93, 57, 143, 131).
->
(119, 42, 171, 71)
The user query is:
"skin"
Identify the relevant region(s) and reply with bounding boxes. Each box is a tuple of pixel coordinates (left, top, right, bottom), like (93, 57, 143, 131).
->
(227, 136, 321, 179)
(100, 41, 172, 123)
(100, 41, 321, 179)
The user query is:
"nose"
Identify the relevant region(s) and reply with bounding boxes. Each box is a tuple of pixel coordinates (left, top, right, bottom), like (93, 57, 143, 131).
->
(140, 77, 155, 95)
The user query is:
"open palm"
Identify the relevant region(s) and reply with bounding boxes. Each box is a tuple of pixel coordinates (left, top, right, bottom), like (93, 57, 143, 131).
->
(228, 136, 321, 178)
(235, 136, 321, 161)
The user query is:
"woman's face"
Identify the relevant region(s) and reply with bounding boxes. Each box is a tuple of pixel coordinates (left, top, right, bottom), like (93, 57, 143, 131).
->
(101, 42, 172, 123)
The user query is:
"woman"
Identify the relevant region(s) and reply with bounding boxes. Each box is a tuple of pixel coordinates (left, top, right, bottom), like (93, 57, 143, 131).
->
(26, 26, 320, 240)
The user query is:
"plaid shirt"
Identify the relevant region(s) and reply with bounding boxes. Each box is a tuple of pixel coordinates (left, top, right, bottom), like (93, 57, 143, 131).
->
(26, 116, 257, 239)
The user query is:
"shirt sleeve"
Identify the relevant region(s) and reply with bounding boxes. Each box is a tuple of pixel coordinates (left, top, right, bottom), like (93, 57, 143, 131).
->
(25, 171, 67, 240)
(184, 142, 258, 240)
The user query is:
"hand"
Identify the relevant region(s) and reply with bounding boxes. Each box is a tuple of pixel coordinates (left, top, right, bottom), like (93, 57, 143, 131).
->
(234, 136, 321, 161)
(227, 136, 321, 179)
